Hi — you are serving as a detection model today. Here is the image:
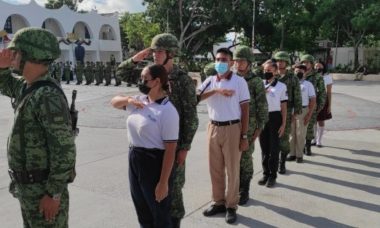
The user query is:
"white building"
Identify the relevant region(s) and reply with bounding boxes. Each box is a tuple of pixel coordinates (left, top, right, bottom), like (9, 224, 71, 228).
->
(0, 0, 122, 64)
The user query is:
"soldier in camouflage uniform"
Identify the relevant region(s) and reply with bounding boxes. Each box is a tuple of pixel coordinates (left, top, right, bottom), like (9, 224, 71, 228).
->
(0, 27, 76, 228)
(84, 61, 91, 85)
(300, 54, 326, 155)
(63, 61, 71, 84)
(202, 62, 216, 78)
(104, 62, 112, 86)
(94, 61, 102, 86)
(233, 46, 268, 205)
(75, 61, 84, 85)
(274, 51, 302, 174)
(117, 33, 199, 228)
(114, 62, 121, 86)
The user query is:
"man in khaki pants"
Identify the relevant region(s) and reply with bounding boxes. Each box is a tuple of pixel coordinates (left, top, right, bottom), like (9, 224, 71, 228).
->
(288, 64, 316, 163)
(198, 48, 250, 224)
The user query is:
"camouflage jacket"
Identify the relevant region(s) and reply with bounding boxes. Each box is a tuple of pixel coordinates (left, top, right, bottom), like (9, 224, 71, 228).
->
(278, 70, 303, 115)
(117, 59, 199, 151)
(238, 71, 268, 138)
(0, 69, 76, 195)
(305, 70, 326, 111)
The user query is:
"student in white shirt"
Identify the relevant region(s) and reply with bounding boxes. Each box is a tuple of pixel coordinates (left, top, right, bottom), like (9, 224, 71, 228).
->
(258, 59, 287, 188)
(288, 64, 316, 162)
(111, 64, 179, 228)
(315, 62, 333, 147)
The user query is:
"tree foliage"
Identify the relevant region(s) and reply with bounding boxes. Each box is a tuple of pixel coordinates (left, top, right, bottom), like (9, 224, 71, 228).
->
(45, 0, 83, 11)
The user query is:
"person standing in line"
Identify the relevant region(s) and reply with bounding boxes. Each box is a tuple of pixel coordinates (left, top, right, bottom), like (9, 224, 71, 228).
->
(300, 54, 326, 155)
(258, 59, 287, 188)
(315, 62, 333, 147)
(0, 27, 76, 227)
(233, 46, 268, 205)
(199, 48, 250, 224)
(117, 33, 199, 228)
(273, 51, 302, 174)
(111, 64, 179, 228)
(287, 64, 316, 163)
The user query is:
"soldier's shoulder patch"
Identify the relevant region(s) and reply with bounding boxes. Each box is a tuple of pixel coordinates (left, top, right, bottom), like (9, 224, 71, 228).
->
(42, 92, 68, 124)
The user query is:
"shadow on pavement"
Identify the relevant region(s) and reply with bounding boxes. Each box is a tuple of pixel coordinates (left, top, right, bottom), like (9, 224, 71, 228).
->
(304, 160, 380, 178)
(277, 183, 380, 213)
(289, 170, 380, 195)
(315, 153, 380, 169)
(323, 146, 380, 158)
(237, 213, 276, 228)
(253, 200, 354, 227)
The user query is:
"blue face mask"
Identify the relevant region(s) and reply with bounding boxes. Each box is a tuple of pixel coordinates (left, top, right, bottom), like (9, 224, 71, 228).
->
(214, 62, 229, 75)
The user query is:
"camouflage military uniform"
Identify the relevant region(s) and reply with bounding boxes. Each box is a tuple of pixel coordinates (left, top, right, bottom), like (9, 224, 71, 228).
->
(0, 27, 76, 228)
(305, 71, 326, 140)
(239, 71, 268, 192)
(278, 71, 302, 163)
(75, 62, 84, 85)
(94, 62, 102, 85)
(104, 62, 112, 86)
(63, 62, 70, 84)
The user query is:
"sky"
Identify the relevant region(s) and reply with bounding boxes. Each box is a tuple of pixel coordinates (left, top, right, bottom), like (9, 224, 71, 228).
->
(3, 0, 146, 13)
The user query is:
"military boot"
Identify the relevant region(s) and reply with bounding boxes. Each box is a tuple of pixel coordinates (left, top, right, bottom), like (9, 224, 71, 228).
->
(305, 140, 312, 156)
(171, 217, 181, 228)
(238, 181, 250, 205)
(278, 152, 287, 174)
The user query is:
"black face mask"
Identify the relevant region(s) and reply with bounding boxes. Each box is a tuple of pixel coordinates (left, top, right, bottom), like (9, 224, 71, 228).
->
(297, 72, 304, 80)
(264, 72, 273, 80)
(138, 81, 151, 95)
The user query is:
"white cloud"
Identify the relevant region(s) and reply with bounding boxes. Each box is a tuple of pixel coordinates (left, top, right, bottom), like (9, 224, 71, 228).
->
(3, 0, 146, 13)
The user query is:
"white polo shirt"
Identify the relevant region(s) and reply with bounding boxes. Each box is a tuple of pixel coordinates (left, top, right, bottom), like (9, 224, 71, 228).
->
(125, 95, 179, 150)
(323, 74, 333, 87)
(263, 79, 288, 112)
(198, 73, 250, 121)
(300, 80, 316, 106)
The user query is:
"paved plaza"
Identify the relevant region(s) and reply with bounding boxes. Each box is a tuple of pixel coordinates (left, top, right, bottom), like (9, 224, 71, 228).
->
(0, 79, 379, 227)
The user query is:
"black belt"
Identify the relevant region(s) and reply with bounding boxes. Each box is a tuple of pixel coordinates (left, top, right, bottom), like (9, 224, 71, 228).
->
(130, 146, 165, 152)
(210, 119, 240, 126)
(303, 105, 308, 108)
(8, 169, 49, 184)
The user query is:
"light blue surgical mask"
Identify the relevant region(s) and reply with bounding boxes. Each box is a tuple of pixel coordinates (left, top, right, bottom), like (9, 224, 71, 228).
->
(214, 62, 229, 75)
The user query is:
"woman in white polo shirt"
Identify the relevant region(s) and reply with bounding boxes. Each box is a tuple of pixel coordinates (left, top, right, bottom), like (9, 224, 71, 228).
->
(258, 59, 287, 188)
(111, 64, 179, 228)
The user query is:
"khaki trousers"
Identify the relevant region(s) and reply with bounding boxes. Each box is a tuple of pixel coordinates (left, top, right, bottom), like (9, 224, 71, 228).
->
(290, 107, 309, 158)
(207, 122, 242, 209)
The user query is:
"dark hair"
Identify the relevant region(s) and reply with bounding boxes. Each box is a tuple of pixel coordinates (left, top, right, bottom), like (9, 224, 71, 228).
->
(294, 63, 307, 71)
(146, 64, 168, 90)
(316, 61, 327, 74)
(216, 48, 233, 59)
(262, 59, 278, 69)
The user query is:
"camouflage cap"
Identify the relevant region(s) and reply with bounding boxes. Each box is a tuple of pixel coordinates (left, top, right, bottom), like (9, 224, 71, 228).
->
(233, 45, 254, 62)
(203, 62, 216, 76)
(150, 33, 179, 53)
(300, 54, 315, 63)
(8, 27, 60, 62)
(273, 51, 290, 63)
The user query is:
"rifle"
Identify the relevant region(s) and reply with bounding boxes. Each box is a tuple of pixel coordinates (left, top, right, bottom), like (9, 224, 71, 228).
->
(70, 90, 79, 136)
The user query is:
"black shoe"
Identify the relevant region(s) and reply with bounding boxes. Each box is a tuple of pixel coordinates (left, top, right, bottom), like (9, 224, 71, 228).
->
(317, 144, 323, 148)
(311, 142, 316, 146)
(266, 177, 276, 188)
(171, 217, 181, 228)
(203, 204, 226, 217)
(238, 191, 249, 205)
(278, 163, 286, 174)
(258, 176, 269, 185)
(225, 208, 237, 224)
(296, 157, 303, 163)
(306, 147, 312, 156)
(286, 155, 296, 161)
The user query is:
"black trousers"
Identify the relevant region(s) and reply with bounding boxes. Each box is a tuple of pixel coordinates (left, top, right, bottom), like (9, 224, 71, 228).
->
(129, 147, 174, 228)
(259, 111, 282, 179)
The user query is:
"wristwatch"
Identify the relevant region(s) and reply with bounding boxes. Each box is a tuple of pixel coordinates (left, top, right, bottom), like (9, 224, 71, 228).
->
(241, 134, 248, 139)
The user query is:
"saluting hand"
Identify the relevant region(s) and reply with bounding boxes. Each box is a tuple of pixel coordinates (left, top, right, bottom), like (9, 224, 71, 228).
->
(132, 48, 151, 63)
(0, 49, 13, 69)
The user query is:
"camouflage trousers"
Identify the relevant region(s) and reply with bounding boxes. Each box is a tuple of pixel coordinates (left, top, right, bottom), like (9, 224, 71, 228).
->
(239, 140, 255, 186)
(170, 163, 186, 219)
(279, 112, 292, 156)
(306, 112, 318, 140)
(14, 182, 69, 228)
(64, 72, 70, 82)
(76, 73, 83, 83)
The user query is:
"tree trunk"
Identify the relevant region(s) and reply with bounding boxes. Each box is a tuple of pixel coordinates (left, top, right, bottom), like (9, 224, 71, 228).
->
(354, 44, 359, 70)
